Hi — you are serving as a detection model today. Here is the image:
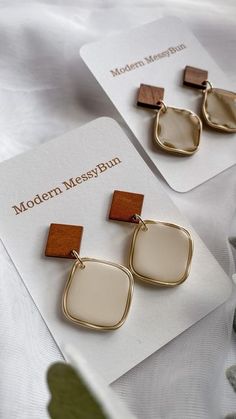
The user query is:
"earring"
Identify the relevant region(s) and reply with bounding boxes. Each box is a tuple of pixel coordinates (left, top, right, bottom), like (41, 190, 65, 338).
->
(45, 223, 134, 330)
(137, 83, 202, 156)
(108, 190, 193, 286)
(183, 66, 236, 132)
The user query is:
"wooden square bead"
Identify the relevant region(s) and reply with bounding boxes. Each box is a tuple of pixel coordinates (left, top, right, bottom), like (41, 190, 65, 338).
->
(45, 223, 83, 259)
(109, 190, 144, 223)
(137, 84, 164, 109)
(183, 66, 208, 89)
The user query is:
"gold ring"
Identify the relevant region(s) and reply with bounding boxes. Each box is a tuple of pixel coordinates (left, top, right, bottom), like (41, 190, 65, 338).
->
(71, 250, 86, 269)
(133, 214, 148, 231)
(157, 100, 167, 112)
(202, 80, 213, 92)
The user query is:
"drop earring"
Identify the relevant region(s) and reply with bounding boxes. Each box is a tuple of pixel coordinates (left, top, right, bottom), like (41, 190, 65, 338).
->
(108, 190, 193, 286)
(137, 83, 202, 156)
(183, 65, 236, 132)
(45, 223, 134, 330)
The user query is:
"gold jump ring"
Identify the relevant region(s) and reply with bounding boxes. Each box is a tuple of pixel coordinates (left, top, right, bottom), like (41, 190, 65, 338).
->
(71, 250, 86, 269)
(133, 214, 148, 231)
(202, 80, 213, 92)
(157, 100, 167, 112)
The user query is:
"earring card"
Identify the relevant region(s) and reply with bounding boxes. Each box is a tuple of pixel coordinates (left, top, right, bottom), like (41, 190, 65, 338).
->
(0, 118, 231, 383)
(80, 17, 236, 192)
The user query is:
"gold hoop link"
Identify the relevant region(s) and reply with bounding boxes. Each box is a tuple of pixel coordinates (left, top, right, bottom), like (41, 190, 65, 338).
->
(202, 80, 213, 92)
(157, 100, 167, 112)
(133, 214, 148, 231)
(71, 250, 86, 269)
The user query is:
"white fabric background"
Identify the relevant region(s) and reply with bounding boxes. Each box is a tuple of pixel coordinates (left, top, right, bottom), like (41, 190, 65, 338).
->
(0, 2, 236, 418)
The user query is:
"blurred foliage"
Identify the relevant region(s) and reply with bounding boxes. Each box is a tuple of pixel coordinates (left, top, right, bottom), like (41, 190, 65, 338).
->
(47, 362, 107, 419)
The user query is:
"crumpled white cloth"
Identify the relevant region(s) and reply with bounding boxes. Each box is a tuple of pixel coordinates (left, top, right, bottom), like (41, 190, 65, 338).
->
(0, 2, 236, 418)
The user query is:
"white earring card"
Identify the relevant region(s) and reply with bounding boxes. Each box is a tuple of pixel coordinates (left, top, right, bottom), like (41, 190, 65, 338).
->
(80, 17, 236, 192)
(0, 118, 232, 383)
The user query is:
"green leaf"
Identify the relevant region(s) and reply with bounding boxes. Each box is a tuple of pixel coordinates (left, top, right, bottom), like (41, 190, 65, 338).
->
(226, 365, 236, 392)
(47, 362, 108, 419)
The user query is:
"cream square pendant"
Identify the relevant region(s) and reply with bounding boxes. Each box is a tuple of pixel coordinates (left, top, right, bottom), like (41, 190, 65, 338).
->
(154, 106, 201, 156)
(202, 87, 236, 132)
(62, 258, 134, 330)
(129, 220, 193, 286)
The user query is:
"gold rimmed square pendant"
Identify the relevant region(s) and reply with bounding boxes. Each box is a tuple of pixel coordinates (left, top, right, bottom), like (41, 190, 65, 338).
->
(183, 66, 236, 133)
(129, 220, 193, 286)
(202, 88, 236, 133)
(154, 106, 202, 156)
(137, 83, 202, 156)
(62, 258, 134, 330)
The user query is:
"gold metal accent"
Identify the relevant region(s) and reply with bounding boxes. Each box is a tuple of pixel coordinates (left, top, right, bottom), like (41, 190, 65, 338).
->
(202, 87, 236, 133)
(62, 258, 134, 331)
(129, 220, 193, 287)
(153, 106, 202, 156)
(133, 214, 148, 231)
(158, 100, 167, 112)
(202, 80, 213, 92)
(71, 250, 85, 269)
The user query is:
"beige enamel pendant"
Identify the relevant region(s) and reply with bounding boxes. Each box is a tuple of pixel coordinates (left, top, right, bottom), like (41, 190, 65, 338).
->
(154, 104, 201, 155)
(108, 190, 194, 287)
(129, 218, 193, 286)
(202, 85, 236, 132)
(45, 223, 134, 331)
(63, 254, 133, 330)
(137, 83, 201, 156)
(184, 66, 236, 133)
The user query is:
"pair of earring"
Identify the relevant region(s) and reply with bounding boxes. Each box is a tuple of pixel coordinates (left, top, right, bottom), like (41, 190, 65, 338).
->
(137, 65, 236, 156)
(45, 190, 193, 331)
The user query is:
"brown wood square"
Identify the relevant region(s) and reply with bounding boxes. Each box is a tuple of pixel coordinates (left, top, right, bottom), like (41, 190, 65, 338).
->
(45, 223, 83, 259)
(109, 190, 144, 223)
(183, 66, 208, 89)
(137, 84, 164, 109)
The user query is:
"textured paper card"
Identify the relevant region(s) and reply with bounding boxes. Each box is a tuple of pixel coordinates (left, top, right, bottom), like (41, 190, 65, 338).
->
(0, 118, 232, 383)
(80, 17, 236, 192)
